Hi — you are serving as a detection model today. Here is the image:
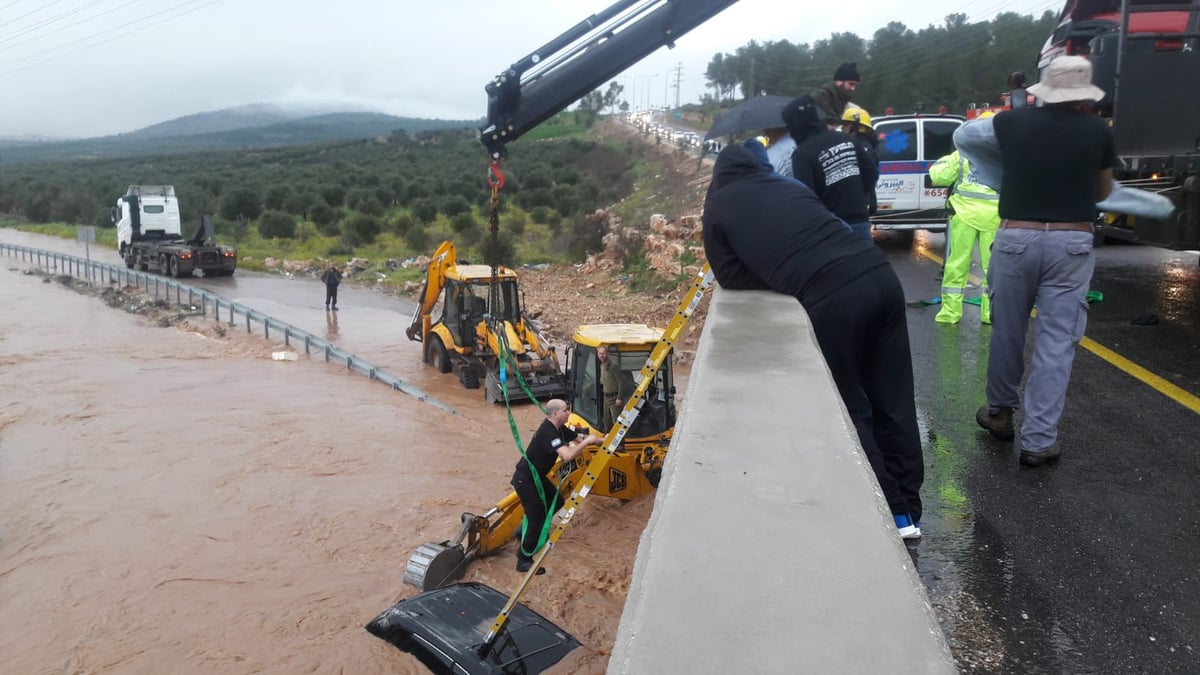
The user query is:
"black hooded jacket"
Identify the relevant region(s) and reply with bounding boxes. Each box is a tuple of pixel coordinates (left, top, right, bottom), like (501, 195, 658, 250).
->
(701, 145, 887, 306)
(783, 98, 873, 224)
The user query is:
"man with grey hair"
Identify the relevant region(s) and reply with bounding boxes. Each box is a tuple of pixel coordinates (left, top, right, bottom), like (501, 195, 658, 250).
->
(510, 398, 603, 573)
(974, 55, 1115, 467)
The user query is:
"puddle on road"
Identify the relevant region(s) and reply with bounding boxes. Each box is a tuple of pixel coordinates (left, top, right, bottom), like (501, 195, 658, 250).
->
(0, 268, 649, 674)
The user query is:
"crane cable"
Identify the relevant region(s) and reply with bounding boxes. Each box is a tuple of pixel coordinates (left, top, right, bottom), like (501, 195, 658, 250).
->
(487, 160, 559, 556)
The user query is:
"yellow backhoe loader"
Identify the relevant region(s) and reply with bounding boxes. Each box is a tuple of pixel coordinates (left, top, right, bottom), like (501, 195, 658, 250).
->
(405, 240, 568, 403)
(401, 322, 676, 591)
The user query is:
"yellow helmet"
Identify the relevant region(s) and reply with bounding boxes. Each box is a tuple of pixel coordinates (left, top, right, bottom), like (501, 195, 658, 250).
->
(841, 106, 873, 131)
(978, 110, 996, 119)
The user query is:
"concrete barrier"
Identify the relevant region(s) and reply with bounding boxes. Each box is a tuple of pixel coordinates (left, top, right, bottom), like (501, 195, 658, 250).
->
(609, 287, 955, 674)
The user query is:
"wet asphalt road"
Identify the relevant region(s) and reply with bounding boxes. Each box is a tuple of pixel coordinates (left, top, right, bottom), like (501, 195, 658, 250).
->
(884, 231, 1200, 673)
(4, 229, 1199, 671)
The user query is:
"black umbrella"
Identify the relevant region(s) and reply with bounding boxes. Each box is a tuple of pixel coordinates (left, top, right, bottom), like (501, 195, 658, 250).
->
(704, 95, 793, 141)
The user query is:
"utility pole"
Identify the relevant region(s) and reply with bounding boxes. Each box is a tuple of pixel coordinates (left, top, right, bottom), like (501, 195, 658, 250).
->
(672, 62, 684, 109)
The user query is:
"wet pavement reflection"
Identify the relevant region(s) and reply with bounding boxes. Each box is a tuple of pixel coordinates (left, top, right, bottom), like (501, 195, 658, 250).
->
(885, 231, 1200, 673)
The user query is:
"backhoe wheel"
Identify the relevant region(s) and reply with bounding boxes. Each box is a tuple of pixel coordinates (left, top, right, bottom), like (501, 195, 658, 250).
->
(137, 252, 148, 271)
(460, 367, 480, 390)
(168, 256, 180, 278)
(159, 254, 168, 273)
(121, 246, 135, 269)
(430, 336, 452, 373)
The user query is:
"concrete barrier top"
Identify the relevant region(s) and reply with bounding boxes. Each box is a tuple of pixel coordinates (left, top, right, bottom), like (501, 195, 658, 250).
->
(609, 287, 956, 674)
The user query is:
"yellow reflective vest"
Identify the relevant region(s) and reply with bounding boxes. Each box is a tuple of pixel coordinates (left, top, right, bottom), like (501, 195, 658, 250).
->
(928, 151, 1000, 232)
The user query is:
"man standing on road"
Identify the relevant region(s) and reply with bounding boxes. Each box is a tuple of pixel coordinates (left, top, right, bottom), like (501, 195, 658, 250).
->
(971, 55, 1115, 467)
(511, 399, 603, 573)
(702, 143, 925, 539)
(928, 111, 1000, 325)
(321, 261, 342, 311)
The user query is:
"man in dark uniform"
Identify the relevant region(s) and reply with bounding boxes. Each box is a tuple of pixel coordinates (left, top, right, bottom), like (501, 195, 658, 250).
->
(702, 143, 925, 539)
(321, 261, 342, 311)
(972, 55, 1115, 467)
(511, 399, 603, 572)
(598, 344, 622, 430)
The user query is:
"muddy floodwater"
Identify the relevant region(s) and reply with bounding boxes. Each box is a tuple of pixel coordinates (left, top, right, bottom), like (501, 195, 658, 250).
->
(0, 267, 654, 674)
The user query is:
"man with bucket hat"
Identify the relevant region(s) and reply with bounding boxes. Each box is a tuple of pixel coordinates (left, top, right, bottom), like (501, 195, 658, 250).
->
(973, 55, 1115, 467)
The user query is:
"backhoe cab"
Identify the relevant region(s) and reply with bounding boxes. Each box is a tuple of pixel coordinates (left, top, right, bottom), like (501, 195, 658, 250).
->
(399, 323, 676, 594)
(405, 241, 567, 403)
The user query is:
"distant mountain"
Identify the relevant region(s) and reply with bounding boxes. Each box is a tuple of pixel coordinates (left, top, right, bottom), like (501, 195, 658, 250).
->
(0, 108, 482, 164)
(125, 102, 361, 139)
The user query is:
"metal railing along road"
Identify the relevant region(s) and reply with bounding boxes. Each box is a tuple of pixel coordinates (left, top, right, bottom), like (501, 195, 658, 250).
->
(2, 243, 458, 415)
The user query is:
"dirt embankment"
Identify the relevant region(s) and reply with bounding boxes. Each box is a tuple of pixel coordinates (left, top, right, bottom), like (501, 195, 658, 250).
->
(495, 122, 717, 364)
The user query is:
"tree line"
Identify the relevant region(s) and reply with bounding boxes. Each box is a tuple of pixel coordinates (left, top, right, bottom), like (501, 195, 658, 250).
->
(701, 11, 1060, 117)
(0, 121, 636, 264)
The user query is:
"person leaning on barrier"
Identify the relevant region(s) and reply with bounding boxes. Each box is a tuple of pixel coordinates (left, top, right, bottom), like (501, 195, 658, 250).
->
(972, 55, 1115, 467)
(510, 399, 603, 573)
(701, 142, 925, 540)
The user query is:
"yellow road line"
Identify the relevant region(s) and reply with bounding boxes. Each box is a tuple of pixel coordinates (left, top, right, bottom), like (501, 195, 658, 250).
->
(916, 248, 1200, 415)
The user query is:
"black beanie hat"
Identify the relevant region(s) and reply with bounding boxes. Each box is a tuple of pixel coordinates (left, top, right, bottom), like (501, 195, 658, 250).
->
(834, 62, 860, 82)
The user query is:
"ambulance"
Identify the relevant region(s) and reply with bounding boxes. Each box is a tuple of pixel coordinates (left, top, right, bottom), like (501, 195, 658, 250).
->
(869, 111, 965, 241)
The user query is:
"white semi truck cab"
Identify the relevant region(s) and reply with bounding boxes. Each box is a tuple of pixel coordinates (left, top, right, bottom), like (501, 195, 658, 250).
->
(113, 185, 236, 277)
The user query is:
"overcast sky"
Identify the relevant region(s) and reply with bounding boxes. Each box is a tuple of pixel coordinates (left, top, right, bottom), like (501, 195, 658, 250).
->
(0, 0, 1060, 139)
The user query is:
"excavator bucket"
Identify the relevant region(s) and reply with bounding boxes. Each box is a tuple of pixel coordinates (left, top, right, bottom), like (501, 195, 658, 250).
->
(366, 582, 580, 674)
(484, 369, 568, 405)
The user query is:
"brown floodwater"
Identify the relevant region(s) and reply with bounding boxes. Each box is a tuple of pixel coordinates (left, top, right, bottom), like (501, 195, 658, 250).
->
(0, 261, 662, 674)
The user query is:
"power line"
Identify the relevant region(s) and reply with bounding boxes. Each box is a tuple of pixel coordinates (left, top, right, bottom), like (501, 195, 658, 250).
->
(0, 0, 222, 77)
(0, 0, 148, 55)
(0, 0, 69, 30)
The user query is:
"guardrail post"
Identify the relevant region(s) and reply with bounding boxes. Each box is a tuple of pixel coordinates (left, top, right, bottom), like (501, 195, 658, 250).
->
(246, 313, 251, 333)
(305, 336, 311, 354)
(325, 345, 332, 361)
(201, 295, 207, 317)
(283, 327, 291, 346)
(346, 356, 353, 370)
(264, 320, 270, 340)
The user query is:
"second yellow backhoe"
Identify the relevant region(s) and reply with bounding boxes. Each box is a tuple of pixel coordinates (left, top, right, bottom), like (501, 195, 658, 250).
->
(405, 240, 568, 403)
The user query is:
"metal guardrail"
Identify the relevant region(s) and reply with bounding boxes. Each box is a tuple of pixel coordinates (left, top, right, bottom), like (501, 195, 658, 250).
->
(1, 242, 458, 416)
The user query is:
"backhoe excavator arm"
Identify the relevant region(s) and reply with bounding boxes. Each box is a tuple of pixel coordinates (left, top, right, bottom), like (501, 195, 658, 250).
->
(481, 0, 742, 159)
(405, 240, 457, 342)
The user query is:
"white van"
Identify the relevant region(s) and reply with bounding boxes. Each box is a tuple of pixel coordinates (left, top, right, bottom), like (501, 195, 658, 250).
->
(869, 113, 964, 238)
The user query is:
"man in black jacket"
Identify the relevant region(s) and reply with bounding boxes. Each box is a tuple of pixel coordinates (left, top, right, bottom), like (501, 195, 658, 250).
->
(811, 61, 860, 121)
(702, 143, 925, 539)
(784, 95, 875, 239)
(321, 261, 342, 311)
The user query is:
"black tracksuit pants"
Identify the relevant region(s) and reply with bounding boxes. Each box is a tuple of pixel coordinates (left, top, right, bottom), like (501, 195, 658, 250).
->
(513, 476, 564, 563)
(325, 284, 338, 308)
(805, 264, 924, 522)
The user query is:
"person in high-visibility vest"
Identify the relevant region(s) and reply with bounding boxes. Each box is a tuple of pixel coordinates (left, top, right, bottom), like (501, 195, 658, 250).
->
(928, 113, 1000, 324)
